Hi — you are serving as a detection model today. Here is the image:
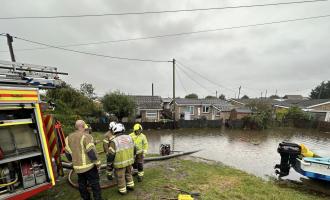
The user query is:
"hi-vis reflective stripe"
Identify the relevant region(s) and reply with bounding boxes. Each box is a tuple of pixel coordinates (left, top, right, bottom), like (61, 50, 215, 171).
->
(81, 135, 87, 166)
(73, 163, 94, 170)
(43, 115, 58, 158)
(127, 181, 134, 187)
(64, 137, 72, 154)
(114, 158, 134, 166)
(35, 104, 55, 186)
(109, 147, 115, 153)
(74, 163, 94, 170)
(103, 139, 109, 144)
(138, 171, 144, 176)
(86, 143, 95, 151)
(0, 89, 38, 103)
(119, 187, 127, 193)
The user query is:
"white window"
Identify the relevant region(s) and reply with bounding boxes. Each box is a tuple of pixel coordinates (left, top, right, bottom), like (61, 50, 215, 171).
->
(146, 110, 157, 119)
(186, 106, 194, 115)
(202, 106, 210, 113)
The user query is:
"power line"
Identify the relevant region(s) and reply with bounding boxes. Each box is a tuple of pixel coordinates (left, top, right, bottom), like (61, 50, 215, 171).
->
(0, 0, 328, 20)
(177, 61, 236, 92)
(13, 36, 171, 63)
(176, 67, 188, 94)
(2, 13, 330, 53)
(176, 65, 213, 93)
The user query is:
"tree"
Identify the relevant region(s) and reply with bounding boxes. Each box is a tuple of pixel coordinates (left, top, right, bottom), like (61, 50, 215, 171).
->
(80, 82, 95, 99)
(284, 106, 310, 120)
(219, 94, 226, 100)
(46, 82, 103, 133)
(102, 91, 136, 122)
(205, 95, 216, 99)
(269, 95, 280, 99)
(185, 93, 198, 99)
(310, 81, 330, 99)
(241, 95, 249, 99)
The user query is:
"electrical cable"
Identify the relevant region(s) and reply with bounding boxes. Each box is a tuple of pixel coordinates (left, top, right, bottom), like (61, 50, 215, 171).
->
(0, 0, 327, 19)
(177, 61, 236, 93)
(176, 67, 188, 94)
(13, 36, 171, 63)
(2, 13, 330, 53)
(176, 65, 213, 93)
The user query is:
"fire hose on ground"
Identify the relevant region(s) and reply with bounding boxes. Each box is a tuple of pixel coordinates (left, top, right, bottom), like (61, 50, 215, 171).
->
(62, 150, 201, 189)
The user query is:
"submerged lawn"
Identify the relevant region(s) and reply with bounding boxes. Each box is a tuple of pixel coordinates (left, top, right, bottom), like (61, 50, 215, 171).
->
(31, 157, 328, 200)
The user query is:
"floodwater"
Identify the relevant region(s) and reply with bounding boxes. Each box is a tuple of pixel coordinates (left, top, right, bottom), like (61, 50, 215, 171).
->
(145, 127, 330, 185)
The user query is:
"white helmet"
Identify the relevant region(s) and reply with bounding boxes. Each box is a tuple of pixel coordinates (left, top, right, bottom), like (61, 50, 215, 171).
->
(112, 123, 125, 134)
(109, 121, 116, 130)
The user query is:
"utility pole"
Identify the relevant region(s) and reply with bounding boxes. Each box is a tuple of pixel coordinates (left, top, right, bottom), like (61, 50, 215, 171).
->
(216, 90, 218, 98)
(172, 58, 176, 122)
(152, 83, 154, 96)
(238, 86, 241, 99)
(265, 90, 268, 98)
(261, 92, 263, 99)
(6, 34, 16, 62)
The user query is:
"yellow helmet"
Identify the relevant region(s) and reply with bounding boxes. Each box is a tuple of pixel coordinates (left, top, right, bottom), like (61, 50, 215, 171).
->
(133, 123, 143, 131)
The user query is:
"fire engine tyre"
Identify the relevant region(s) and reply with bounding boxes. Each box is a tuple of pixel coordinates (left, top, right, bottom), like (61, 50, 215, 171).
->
(67, 169, 116, 189)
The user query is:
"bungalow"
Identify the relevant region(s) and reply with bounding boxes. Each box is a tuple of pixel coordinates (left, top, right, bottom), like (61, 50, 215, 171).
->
(273, 99, 330, 122)
(172, 98, 234, 121)
(130, 95, 163, 122)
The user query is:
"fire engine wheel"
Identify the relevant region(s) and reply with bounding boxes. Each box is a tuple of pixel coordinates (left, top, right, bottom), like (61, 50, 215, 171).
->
(67, 169, 116, 189)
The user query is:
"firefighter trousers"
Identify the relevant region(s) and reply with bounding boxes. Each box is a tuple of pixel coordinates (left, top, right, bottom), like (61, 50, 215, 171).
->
(115, 166, 134, 193)
(77, 166, 102, 200)
(133, 153, 144, 177)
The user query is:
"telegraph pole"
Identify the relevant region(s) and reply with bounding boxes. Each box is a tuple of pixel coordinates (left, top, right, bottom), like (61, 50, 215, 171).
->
(152, 83, 154, 96)
(238, 86, 241, 99)
(6, 34, 16, 62)
(172, 58, 176, 122)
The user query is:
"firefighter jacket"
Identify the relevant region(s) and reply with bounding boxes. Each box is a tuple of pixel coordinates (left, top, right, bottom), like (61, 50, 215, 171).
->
(129, 132, 148, 155)
(65, 130, 100, 173)
(109, 134, 135, 169)
(103, 130, 115, 154)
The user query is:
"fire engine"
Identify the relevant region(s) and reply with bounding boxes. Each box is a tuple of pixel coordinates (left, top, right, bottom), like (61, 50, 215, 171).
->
(0, 60, 67, 199)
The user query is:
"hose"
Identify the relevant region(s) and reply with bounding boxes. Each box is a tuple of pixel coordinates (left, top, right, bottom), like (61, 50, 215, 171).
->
(67, 169, 116, 189)
(62, 149, 201, 170)
(65, 150, 201, 189)
(0, 176, 18, 188)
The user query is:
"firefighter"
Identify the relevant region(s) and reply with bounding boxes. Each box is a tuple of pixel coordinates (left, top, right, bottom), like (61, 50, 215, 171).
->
(129, 123, 148, 182)
(108, 123, 135, 195)
(64, 120, 102, 200)
(103, 121, 116, 180)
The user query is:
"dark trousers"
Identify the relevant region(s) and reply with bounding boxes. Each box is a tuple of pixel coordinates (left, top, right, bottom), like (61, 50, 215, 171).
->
(133, 153, 144, 177)
(77, 166, 102, 200)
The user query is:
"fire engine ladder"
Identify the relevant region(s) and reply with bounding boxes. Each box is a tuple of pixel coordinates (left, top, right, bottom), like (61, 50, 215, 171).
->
(0, 60, 68, 88)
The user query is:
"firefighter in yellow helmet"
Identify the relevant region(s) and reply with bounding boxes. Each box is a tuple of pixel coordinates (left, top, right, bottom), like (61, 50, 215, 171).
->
(64, 120, 102, 200)
(108, 123, 135, 195)
(129, 123, 148, 182)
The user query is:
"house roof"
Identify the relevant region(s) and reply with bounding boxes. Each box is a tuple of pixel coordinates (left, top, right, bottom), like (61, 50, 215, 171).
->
(130, 95, 162, 110)
(232, 107, 253, 113)
(175, 98, 234, 111)
(283, 95, 304, 100)
(162, 98, 172, 103)
(299, 99, 330, 108)
(228, 98, 277, 105)
(175, 98, 228, 105)
(273, 99, 330, 109)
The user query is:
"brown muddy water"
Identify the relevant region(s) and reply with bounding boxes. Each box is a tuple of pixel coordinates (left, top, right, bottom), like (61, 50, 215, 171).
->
(144, 127, 330, 183)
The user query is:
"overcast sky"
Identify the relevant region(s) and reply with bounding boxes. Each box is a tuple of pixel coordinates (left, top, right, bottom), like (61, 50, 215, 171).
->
(0, 0, 329, 99)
